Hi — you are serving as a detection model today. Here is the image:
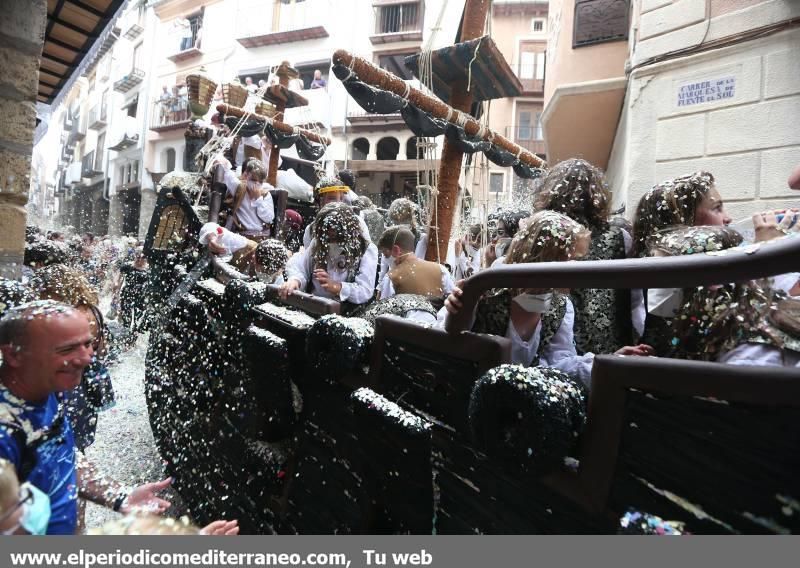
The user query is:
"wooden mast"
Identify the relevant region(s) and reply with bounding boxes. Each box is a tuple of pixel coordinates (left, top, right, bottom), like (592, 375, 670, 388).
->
(268, 62, 293, 187)
(427, 0, 489, 261)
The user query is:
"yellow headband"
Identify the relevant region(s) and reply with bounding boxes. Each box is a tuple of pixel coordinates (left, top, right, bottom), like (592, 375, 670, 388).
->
(318, 185, 349, 195)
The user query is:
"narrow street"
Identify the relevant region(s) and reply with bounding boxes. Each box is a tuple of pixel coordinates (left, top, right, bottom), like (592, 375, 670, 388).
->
(84, 335, 180, 530)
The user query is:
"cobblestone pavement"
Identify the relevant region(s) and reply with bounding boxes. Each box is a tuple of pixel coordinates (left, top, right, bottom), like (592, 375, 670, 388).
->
(84, 334, 183, 530)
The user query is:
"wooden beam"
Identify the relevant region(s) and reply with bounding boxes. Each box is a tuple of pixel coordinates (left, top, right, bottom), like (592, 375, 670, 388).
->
(68, 0, 106, 19)
(216, 103, 331, 146)
(51, 14, 96, 37)
(332, 50, 545, 170)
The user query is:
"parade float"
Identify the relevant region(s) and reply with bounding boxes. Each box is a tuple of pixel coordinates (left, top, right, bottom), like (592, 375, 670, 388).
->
(142, 0, 800, 535)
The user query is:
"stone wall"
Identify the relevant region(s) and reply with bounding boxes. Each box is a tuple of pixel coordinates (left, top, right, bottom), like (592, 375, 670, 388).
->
(608, 1, 800, 219)
(0, 0, 47, 279)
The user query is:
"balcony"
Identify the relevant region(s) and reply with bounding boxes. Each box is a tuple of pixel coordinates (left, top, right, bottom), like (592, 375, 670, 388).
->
(96, 25, 121, 59)
(236, 1, 329, 48)
(506, 126, 546, 156)
(61, 144, 75, 164)
(284, 87, 330, 129)
(514, 64, 545, 94)
(149, 97, 190, 133)
(71, 113, 87, 141)
(88, 105, 107, 130)
(109, 115, 140, 151)
(167, 17, 203, 63)
(66, 161, 83, 185)
(122, 7, 145, 41)
(81, 151, 103, 178)
(113, 68, 145, 93)
(347, 107, 404, 127)
(370, 1, 423, 45)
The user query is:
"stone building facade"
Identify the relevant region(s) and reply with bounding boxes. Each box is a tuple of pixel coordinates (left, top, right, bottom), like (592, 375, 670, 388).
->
(0, 0, 46, 279)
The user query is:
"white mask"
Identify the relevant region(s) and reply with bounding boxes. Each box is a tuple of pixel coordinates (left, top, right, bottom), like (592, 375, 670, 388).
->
(513, 292, 553, 313)
(495, 237, 513, 258)
(256, 270, 280, 284)
(647, 287, 683, 318)
(328, 244, 344, 259)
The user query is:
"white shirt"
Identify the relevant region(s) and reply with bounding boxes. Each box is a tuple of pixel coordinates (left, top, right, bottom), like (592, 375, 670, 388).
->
(223, 169, 275, 235)
(719, 343, 800, 368)
(285, 241, 379, 304)
(302, 213, 372, 248)
(539, 299, 596, 389)
(436, 295, 596, 388)
(378, 263, 455, 300)
(198, 222, 251, 259)
(447, 244, 482, 281)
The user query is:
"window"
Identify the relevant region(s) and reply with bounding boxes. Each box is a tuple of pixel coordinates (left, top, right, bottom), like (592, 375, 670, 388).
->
(518, 112, 532, 140)
(132, 160, 139, 182)
(278, 0, 309, 32)
(490, 173, 504, 193)
(351, 138, 369, 161)
(518, 41, 546, 89)
(126, 96, 138, 118)
(535, 52, 546, 80)
(376, 137, 400, 160)
(132, 43, 142, 69)
(295, 62, 328, 90)
(534, 112, 543, 141)
(520, 52, 535, 80)
(376, 2, 421, 34)
(177, 12, 203, 52)
(531, 18, 545, 32)
(101, 89, 109, 120)
(166, 148, 176, 172)
(95, 133, 105, 170)
(378, 52, 416, 81)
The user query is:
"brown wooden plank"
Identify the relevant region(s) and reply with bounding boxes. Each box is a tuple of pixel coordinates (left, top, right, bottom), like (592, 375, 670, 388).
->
(51, 22, 91, 46)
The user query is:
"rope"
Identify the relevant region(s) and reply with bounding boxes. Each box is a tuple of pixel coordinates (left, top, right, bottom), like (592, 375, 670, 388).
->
(466, 36, 483, 93)
(401, 81, 411, 100)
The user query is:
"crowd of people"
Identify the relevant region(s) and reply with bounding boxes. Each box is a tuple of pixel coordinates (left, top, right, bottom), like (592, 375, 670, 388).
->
(1, 151, 799, 535)
(202, 155, 800, 379)
(0, 228, 239, 535)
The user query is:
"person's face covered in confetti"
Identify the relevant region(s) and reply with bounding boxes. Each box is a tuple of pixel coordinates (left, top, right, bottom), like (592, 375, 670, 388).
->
(693, 185, 732, 226)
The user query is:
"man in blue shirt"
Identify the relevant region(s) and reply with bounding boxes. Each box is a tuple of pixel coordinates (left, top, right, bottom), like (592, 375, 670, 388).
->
(0, 301, 172, 534)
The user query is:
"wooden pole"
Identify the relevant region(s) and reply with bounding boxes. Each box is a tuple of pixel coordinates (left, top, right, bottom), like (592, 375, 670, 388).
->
(268, 65, 291, 187)
(334, 1, 542, 262)
(330, 51, 544, 170)
(216, 103, 331, 146)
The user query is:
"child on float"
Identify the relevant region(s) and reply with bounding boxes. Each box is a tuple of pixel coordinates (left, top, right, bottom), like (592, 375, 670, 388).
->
(216, 157, 275, 240)
(302, 177, 360, 248)
(253, 239, 290, 285)
(448, 223, 484, 281)
(633, 172, 799, 354)
(632, 172, 733, 355)
(440, 211, 653, 389)
(652, 225, 800, 367)
(483, 209, 530, 268)
(198, 222, 258, 273)
(534, 158, 637, 355)
(281, 203, 378, 306)
(376, 197, 429, 288)
(376, 226, 455, 324)
(386, 198, 428, 258)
